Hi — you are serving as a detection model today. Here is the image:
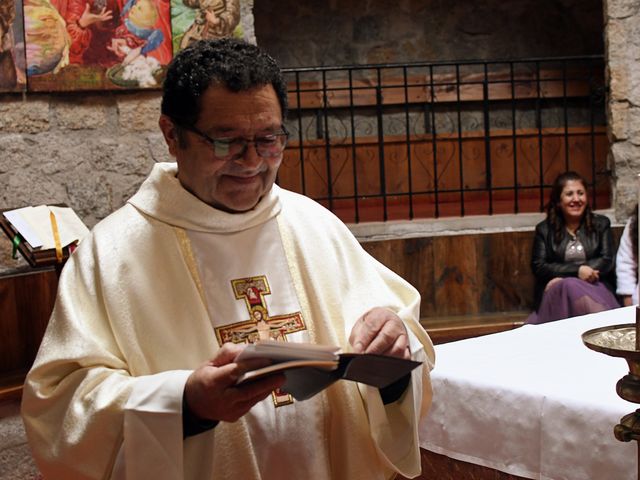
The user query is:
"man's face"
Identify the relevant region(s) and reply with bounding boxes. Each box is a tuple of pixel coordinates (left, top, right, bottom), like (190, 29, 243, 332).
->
(160, 84, 284, 213)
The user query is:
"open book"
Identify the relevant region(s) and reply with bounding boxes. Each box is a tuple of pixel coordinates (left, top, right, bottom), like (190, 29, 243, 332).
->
(3, 205, 89, 249)
(1, 205, 89, 267)
(236, 340, 422, 401)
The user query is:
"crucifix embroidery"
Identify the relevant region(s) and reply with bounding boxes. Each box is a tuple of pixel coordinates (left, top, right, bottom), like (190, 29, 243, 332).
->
(215, 276, 306, 407)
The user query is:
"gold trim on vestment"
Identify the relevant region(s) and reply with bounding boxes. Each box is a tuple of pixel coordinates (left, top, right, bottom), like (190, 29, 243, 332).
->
(276, 215, 319, 344)
(174, 227, 209, 312)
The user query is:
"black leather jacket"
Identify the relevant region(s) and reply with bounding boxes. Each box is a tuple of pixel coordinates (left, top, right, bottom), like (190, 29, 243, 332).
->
(531, 214, 615, 310)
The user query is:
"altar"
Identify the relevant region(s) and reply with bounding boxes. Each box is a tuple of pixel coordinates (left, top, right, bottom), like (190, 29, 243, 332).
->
(419, 306, 638, 480)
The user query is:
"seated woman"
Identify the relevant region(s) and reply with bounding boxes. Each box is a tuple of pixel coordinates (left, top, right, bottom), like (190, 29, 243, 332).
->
(529, 171, 619, 324)
(616, 204, 638, 306)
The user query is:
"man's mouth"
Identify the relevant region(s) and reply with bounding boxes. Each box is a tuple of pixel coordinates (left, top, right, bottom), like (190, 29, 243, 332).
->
(225, 172, 262, 183)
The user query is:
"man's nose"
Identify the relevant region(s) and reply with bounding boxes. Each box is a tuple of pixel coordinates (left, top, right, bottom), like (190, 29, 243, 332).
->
(238, 141, 261, 166)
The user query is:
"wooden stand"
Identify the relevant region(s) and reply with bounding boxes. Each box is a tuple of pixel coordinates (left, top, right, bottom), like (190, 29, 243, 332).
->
(0, 208, 69, 401)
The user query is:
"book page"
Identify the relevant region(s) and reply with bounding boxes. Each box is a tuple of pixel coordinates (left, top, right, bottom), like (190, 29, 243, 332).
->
(22, 206, 62, 250)
(237, 340, 340, 363)
(3, 207, 44, 248)
(48, 206, 90, 248)
(3, 205, 89, 250)
(236, 359, 338, 385)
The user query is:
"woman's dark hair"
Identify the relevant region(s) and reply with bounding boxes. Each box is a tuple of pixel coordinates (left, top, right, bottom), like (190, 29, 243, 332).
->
(545, 171, 594, 243)
(160, 38, 288, 129)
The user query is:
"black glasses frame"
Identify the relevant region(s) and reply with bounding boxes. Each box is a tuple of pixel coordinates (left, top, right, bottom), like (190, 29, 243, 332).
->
(178, 122, 290, 160)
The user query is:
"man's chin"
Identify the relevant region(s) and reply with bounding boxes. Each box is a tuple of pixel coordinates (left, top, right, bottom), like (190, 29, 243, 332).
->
(213, 196, 262, 213)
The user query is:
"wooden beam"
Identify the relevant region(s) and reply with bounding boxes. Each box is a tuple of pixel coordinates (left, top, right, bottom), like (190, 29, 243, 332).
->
(287, 68, 602, 109)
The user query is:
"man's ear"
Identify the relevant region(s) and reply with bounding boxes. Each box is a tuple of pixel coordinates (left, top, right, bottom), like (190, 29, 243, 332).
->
(159, 115, 180, 157)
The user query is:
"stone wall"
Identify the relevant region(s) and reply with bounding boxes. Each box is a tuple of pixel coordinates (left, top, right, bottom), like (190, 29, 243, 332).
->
(0, 92, 171, 271)
(254, 0, 603, 67)
(604, 0, 640, 217)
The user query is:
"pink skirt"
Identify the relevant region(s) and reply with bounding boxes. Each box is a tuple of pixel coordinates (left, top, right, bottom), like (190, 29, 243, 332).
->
(528, 277, 620, 325)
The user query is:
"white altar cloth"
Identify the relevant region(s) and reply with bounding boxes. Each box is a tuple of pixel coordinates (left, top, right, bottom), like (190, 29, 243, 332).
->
(420, 306, 638, 480)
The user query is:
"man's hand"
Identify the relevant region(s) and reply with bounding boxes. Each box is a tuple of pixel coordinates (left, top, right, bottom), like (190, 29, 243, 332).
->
(348, 307, 410, 360)
(184, 343, 285, 423)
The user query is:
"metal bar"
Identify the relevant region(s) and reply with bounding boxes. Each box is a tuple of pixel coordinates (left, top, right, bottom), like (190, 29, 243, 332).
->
(281, 54, 604, 75)
(562, 60, 570, 171)
(376, 68, 388, 221)
(348, 68, 360, 223)
(455, 64, 465, 216)
(510, 62, 519, 213)
(536, 60, 545, 211)
(321, 71, 333, 211)
(403, 66, 414, 219)
(588, 58, 599, 209)
(295, 71, 307, 196)
(483, 62, 493, 215)
(430, 65, 440, 218)
(315, 109, 323, 139)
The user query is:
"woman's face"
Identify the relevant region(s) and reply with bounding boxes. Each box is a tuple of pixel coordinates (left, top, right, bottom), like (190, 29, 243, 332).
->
(559, 179, 587, 223)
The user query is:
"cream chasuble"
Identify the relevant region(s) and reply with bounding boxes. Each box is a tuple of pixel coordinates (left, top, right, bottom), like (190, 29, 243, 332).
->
(22, 162, 435, 480)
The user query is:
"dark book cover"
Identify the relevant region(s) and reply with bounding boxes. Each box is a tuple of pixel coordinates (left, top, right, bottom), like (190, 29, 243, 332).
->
(236, 341, 422, 401)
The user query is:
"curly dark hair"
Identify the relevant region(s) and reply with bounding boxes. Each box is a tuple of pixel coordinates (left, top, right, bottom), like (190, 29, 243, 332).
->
(546, 171, 594, 243)
(160, 38, 288, 129)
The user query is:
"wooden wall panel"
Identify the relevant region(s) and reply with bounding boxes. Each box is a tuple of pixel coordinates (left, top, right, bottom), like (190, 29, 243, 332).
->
(362, 237, 437, 314)
(0, 275, 20, 373)
(280, 127, 609, 223)
(433, 235, 483, 316)
(0, 269, 58, 395)
(482, 231, 534, 312)
(362, 231, 537, 319)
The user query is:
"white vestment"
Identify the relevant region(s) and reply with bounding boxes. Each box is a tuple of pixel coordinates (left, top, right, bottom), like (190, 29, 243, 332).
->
(22, 162, 435, 480)
(615, 218, 639, 305)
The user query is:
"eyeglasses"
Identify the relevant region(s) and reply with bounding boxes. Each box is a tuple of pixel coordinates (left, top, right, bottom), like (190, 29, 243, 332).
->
(180, 123, 289, 160)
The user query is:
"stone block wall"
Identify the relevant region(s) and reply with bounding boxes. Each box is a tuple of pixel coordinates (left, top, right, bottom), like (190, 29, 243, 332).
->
(0, 92, 170, 271)
(254, 0, 604, 67)
(605, 0, 640, 217)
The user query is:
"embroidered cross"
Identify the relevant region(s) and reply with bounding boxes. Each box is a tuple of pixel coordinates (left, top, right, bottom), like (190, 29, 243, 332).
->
(215, 276, 306, 406)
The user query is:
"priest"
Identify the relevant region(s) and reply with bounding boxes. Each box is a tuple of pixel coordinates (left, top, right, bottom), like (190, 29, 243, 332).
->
(21, 38, 435, 480)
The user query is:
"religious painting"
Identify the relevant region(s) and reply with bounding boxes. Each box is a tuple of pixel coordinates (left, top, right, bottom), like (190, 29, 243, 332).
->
(0, 0, 27, 91)
(24, 0, 173, 91)
(170, 0, 253, 55)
